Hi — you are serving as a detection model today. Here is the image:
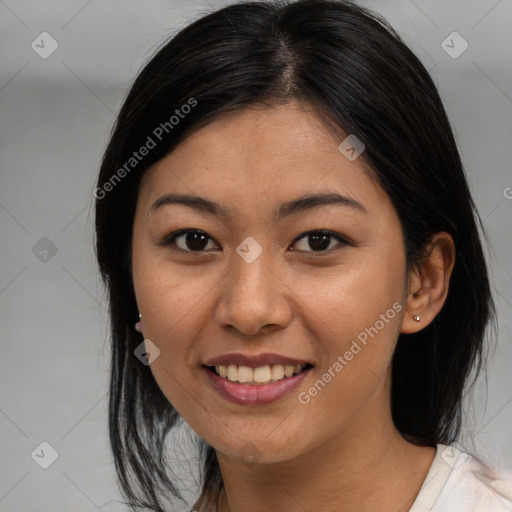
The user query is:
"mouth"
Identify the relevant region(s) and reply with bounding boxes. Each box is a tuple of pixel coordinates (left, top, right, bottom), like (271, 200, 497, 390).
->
(203, 363, 314, 386)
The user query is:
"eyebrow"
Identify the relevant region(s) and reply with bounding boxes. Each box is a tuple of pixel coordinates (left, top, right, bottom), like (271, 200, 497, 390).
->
(149, 191, 367, 220)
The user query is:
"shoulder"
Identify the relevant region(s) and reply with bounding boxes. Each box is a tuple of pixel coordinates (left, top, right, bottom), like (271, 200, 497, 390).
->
(411, 443, 512, 512)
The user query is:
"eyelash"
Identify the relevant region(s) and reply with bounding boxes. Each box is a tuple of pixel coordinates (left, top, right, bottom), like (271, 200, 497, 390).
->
(158, 229, 351, 256)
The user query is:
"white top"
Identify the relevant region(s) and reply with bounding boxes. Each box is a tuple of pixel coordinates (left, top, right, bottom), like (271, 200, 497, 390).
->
(409, 443, 512, 511)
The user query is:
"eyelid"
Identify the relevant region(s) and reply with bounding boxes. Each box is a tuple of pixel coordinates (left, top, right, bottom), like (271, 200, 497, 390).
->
(158, 228, 351, 254)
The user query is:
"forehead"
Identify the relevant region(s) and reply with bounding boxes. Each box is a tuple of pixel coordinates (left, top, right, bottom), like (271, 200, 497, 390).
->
(137, 101, 392, 222)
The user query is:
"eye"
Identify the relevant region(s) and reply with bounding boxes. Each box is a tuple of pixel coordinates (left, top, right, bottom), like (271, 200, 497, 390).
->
(159, 229, 219, 253)
(159, 228, 348, 255)
(291, 230, 348, 253)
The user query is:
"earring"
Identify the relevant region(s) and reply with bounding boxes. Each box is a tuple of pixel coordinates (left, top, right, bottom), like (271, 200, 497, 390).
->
(413, 315, 420, 322)
(135, 313, 143, 333)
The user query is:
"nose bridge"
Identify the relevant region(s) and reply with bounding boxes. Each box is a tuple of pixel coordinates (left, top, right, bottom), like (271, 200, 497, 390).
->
(216, 238, 290, 334)
(229, 238, 275, 303)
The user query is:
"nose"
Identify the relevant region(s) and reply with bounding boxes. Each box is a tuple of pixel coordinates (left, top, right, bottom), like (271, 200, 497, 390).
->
(214, 246, 293, 337)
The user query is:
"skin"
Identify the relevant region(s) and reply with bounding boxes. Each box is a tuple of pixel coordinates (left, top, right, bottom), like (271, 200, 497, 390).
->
(131, 99, 455, 512)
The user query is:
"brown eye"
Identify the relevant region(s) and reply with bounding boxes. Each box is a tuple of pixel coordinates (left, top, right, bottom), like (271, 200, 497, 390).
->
(291, 230, 348, 253)
(160, 229, 218, 252)
(159, 228, 349, 255)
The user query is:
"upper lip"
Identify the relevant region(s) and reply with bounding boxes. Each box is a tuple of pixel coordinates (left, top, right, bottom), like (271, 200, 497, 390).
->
(203, 352, 313, 367)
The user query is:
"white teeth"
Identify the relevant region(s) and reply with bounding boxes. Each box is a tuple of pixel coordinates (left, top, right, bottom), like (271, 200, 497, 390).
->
(253, 365, 272, 383)
(227, 364, 238, 381)
(238, 366, 253, 383)
(270, 364, 285, 381)
(213, 363, 308, 384)
(284, 365, 295, 378)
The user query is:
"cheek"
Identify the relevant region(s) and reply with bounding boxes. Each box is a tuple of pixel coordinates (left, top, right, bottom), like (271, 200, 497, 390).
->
(132, 237, 213, 343)
(296, 243, 405, 400)
(294, 291, 403, 438)
(305, 246, 405, 341)
(137, 270, 206, 363)
(132, 257, 219, 414)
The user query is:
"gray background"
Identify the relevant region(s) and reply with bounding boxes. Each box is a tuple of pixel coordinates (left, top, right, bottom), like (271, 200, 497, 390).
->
(1, 0, 511, 510)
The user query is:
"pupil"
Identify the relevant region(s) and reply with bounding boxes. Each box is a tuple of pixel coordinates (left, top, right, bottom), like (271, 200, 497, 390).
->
(309, 232, 330, 251)
(186, 230, 208, 251)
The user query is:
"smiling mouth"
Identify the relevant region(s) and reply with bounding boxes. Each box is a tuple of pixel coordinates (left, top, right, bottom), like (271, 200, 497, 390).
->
(205, 363, 313, 385)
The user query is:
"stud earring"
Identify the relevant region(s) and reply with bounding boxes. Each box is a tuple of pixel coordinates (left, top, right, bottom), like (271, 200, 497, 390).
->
(413, 315, 420, 322)
(135, 313, 143, 333)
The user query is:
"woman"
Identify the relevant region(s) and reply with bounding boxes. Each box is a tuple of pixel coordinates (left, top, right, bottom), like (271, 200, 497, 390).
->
(94, 1, 512, 510)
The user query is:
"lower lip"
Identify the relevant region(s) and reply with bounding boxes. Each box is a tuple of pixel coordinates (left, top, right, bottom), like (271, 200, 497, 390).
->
(203, 366, 313, 405)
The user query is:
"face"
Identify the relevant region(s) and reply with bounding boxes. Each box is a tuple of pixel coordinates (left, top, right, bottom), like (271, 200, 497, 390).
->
(131, 100, 408, 464)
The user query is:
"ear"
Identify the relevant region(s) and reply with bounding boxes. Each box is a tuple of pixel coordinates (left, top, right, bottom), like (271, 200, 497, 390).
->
(400, 232, 455, 334)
